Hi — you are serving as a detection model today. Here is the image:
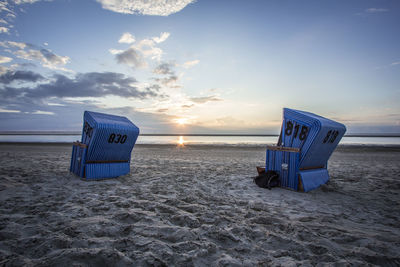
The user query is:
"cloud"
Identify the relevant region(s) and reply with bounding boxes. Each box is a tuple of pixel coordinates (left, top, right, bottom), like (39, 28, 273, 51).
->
(10, 62, 37, 69)
(190, 96, 222, 104)
(0, 70, 44, 84)
(182, 59, 199, 68)
(0, 71, 161, 100)
(0, 27, 9, 34)
(375, 60, 400, 69)
(96, 0, 195, 16)
(153, 62, 175, 75)
(181, 104, 194, 108)
(32, 110, 55, 115)
(145, 83, 162, 92)
(1, 41, 70, 71)
(136, 38, 164, 60)
(0, 41, 26, 49)
(15, 48, 70, 70)
(0, 2, 13, 34)
(155, 75, 180, 88)
(13, 0, 42, 4)
(365, 8, 388, 13)
(118, 32, 135, 44)
(47, 102, 65, 106)
(0, 56, 13, 64)
(115, 47, 146, 68)
(112, 32, 169, 67)
(0, 108, 20, 113)
(153, 32, 170, 43)
(0, 0, 44, 35)
(0, 2, 12, 13)
(0, 66, 8, 74)
(109, 48, 124, 55)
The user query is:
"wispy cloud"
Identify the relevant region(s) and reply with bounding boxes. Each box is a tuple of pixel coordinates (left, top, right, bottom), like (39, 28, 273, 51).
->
(0, 56, 13, 64)
(375, 60, 400, 69)
(182, 59, 199, 68)
(32, 110, 55, 115)
(153, 32, 170, 43)
(0, 27, 9, 34)
(96, 0, 195, 16)
(0, 108, 20, 113)
(0, 41, 71, 71)
(190, 96, 222, 104)
(181, 104, 194, 109)
(0, 0, 44, 35)
(356, 7, 389, 16)
(0, 2, 14, 34)
(0, 41, 26, 49)
(12, 0, 43, 4)
(365, 8, 388, 13)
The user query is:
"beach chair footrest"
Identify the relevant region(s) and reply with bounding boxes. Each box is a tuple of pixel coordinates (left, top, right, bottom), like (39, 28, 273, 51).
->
(298, 169, 329, 192)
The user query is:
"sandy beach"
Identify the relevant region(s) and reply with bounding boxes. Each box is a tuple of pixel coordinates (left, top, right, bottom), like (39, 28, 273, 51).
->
(0, 143, 399, 266)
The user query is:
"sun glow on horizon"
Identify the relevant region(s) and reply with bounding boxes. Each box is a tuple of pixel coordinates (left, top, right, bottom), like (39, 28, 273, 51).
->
(174, 118, 188, 126)
(177, 136, 185, 146)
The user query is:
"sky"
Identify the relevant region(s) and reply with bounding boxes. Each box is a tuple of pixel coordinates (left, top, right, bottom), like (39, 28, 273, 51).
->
(0, 0, 399, 134)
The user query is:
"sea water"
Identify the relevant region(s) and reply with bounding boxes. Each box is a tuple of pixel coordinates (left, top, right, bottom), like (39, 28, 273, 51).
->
(0, 134, 399, 145)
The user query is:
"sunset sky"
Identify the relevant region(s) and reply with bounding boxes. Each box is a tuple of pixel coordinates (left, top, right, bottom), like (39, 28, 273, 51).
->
(0, 0, 399, 134)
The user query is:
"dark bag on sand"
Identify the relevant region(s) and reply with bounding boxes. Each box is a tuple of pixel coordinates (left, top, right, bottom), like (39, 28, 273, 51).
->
(254, 170, 280, 190)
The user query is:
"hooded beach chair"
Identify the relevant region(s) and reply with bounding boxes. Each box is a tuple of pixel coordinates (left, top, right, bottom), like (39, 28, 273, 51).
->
(265, 108, 346, 192)
(70, 111, 139, 179)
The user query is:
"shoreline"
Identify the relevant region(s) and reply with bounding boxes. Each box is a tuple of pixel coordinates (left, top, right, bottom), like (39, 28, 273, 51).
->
(1, 131, 400, 138)
(1, 142, 400, 150)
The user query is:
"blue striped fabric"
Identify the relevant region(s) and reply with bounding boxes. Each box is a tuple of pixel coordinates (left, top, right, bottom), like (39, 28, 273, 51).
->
(265, 149, 299, 190)
(70, 145, 87, 177)
(85, 162, 130, 179)
(70, 111, 139, 179)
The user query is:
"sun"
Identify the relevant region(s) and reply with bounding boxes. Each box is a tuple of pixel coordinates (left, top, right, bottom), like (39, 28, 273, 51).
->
(174, 118, 188, 125)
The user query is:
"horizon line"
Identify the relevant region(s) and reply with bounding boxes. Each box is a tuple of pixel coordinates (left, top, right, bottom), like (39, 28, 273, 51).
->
(0, 131, 399, 138)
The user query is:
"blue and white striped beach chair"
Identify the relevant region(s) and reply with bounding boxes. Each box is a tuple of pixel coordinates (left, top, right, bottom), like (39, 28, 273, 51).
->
(265, 108, 346, 192)
(70, 111, 139, 179)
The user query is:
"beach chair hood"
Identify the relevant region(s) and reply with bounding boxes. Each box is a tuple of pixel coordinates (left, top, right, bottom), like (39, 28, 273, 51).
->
(82, 111, 139, 162)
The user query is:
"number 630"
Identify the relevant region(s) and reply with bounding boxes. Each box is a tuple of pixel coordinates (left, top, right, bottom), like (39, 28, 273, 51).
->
(108, 133, 127, 144)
